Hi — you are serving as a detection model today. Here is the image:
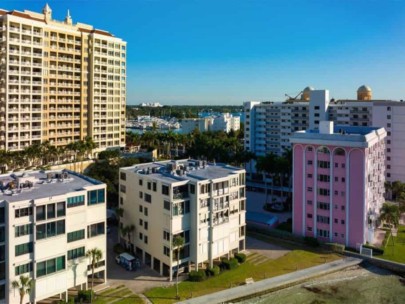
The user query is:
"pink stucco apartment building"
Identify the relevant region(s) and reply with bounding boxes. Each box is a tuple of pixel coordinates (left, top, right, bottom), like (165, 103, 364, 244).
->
(291, 121, 386, 248)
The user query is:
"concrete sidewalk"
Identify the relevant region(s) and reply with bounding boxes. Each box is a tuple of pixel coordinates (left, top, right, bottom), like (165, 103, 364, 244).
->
(177, 257, 362, 304)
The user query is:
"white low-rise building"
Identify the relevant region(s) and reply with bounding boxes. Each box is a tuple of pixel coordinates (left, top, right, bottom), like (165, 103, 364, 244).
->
(0, 170, 107, 303)
(119, 160, 246, 280)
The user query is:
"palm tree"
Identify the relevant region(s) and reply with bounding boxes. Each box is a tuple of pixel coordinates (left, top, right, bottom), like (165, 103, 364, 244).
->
(256, 153, 277, 205)
(11, 275, 34, 304)
(86, 248, 103, 303)
(380, 203, 400, 246)
(172, 235, 185, 300)
(121, 224, 135, 251)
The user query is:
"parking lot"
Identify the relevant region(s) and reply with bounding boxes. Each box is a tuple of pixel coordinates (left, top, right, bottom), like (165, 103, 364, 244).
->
(106, 226, 171, 293)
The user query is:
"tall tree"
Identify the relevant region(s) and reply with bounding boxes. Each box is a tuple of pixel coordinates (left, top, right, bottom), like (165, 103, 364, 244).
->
(172, 236, 185, 300)
(86, 248, 103, 303)
(11, 275, 34, 304)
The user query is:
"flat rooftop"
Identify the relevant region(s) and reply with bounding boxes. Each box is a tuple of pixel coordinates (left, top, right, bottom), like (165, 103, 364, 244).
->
(0, 170, 102, 203)
(122, 159, 244, 183)
(290, 125, 386, 148)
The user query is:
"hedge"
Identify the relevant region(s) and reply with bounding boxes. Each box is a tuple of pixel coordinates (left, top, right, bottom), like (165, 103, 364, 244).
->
(206, 265, 220, 277)
(189, 269, 207, 282)
(234, 253, 247, 263)
(221, 258, 238, 270)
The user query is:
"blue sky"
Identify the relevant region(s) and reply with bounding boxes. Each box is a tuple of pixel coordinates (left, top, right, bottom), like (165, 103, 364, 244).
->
(3, 0, 405, 105)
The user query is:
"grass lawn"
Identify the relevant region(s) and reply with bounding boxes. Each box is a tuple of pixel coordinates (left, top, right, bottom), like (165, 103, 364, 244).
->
(93, 285, 143, 304)
(381, 225, 405, 264)
(145, 250, 341, 304)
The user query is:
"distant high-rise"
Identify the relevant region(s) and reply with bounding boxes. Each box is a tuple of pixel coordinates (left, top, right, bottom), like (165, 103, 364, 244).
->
(0, 4, 126, 152)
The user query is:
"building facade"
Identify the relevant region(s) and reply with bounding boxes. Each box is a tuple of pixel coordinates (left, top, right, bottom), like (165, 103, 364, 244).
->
(0, 4, 126, 152)
(0, 170, 107, 303)
(291, 122, 386, 248)
(244, 86, 405, 182)
(119, 160, 246, 280)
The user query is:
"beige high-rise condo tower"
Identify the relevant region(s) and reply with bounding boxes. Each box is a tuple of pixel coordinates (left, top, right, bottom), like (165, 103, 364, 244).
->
(0, 4, 126, 152)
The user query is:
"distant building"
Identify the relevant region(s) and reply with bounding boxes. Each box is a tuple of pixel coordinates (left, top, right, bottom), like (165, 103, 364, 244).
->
(0, 170, 107, 303)
(244, 86, 405, 182)
(291, 122, 386, 248)
(181, 118, 212, 134)
(140, 102, 163, 107)
(181, 113, 240, 134)
(119, 159, 246, 280)
(211, 113, 240, 133)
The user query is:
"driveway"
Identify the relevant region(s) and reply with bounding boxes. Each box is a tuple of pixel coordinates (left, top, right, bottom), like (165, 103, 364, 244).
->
(246, 191, 291, 223)
(106, 226, 171, 293)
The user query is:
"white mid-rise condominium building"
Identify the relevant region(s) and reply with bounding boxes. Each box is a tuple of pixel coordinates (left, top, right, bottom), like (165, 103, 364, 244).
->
(119, 159, 247, 280)
(0, 4, 126, 152)
(181, 113, 240, 134)
(244, 86, 405, 182)
(0, 169, 107, 303)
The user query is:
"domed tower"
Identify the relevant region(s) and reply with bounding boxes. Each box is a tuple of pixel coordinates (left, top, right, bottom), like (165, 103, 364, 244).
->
(357, 85, 372, 101)
(301, 86, 315, 101)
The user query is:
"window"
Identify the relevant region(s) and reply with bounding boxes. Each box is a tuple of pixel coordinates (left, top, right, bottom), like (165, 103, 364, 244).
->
(190, 184, 195, 194)
(37, 256, 65, 277)
(120, 172, 126, 180)
(88, 189, 105, 205)
(317, 174, 330, 182)
(334, 190, 338, 196)
(341, 219, 345, 224)
(139, 179, 143, 186)
(87, 222, 105, 238)
(162, 185, 169, 195)
(144, 221, 148, 230)
(67, 247, 85, 260)
(335, 176, 338, 182)
(164, 246, 170, 257)
(317, 161, 330, 168)
(317, 215, 330, 224)
(139, 192, 143, 199)
(144, 207, 148, 216)
(147, 182, 151, 190)
(15, 207, 33, 218)
(36, 220, 65, 240)
(47, 204, 55, 219)
(318, 188, 330, 196)
(164, 200, 170, 210)
(307, 213, 313, 219)
(307, 227, 312, 232)
(15, 224, 33, 237)
(15, 242, 33, 256)
(139, 219, 143, 226)
(57, 202, 65, 217)
(36, 205, 46, 221)
(144, 235, 148, 244)
(67, 195, 85, 208)
(335, 163, 338, 168)
(67, 229, 85, 243)
(307, 174, 312, 178)
(317, 202, 330, 210)
(139, 205, 143, 213)
(120, 184, 126, 193)
(341, 206, 345, 211)
(15, 262, 33, 276)
(163, 231, 170, 241)
(145, 193, 152, 203)
(341, 177, 345, 183)
(307, 200, 313, 205)
(139, 233, 143, 240)
(153, 182, 157, 192)
(307, 187, 313, 192)
(172, 201, 190, 216)
(307, 160, 313, 165)
(317, 229, 330, 238)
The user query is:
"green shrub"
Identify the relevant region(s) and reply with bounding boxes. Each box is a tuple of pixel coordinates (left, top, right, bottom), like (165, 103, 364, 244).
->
(206, 265, 220, 276)
(221, 258, 238, 270)
(304, 236, 320, 247)
(78, 290, 93, 303)
(234, 253, 247, 263)
(188, 269, 207, 282)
